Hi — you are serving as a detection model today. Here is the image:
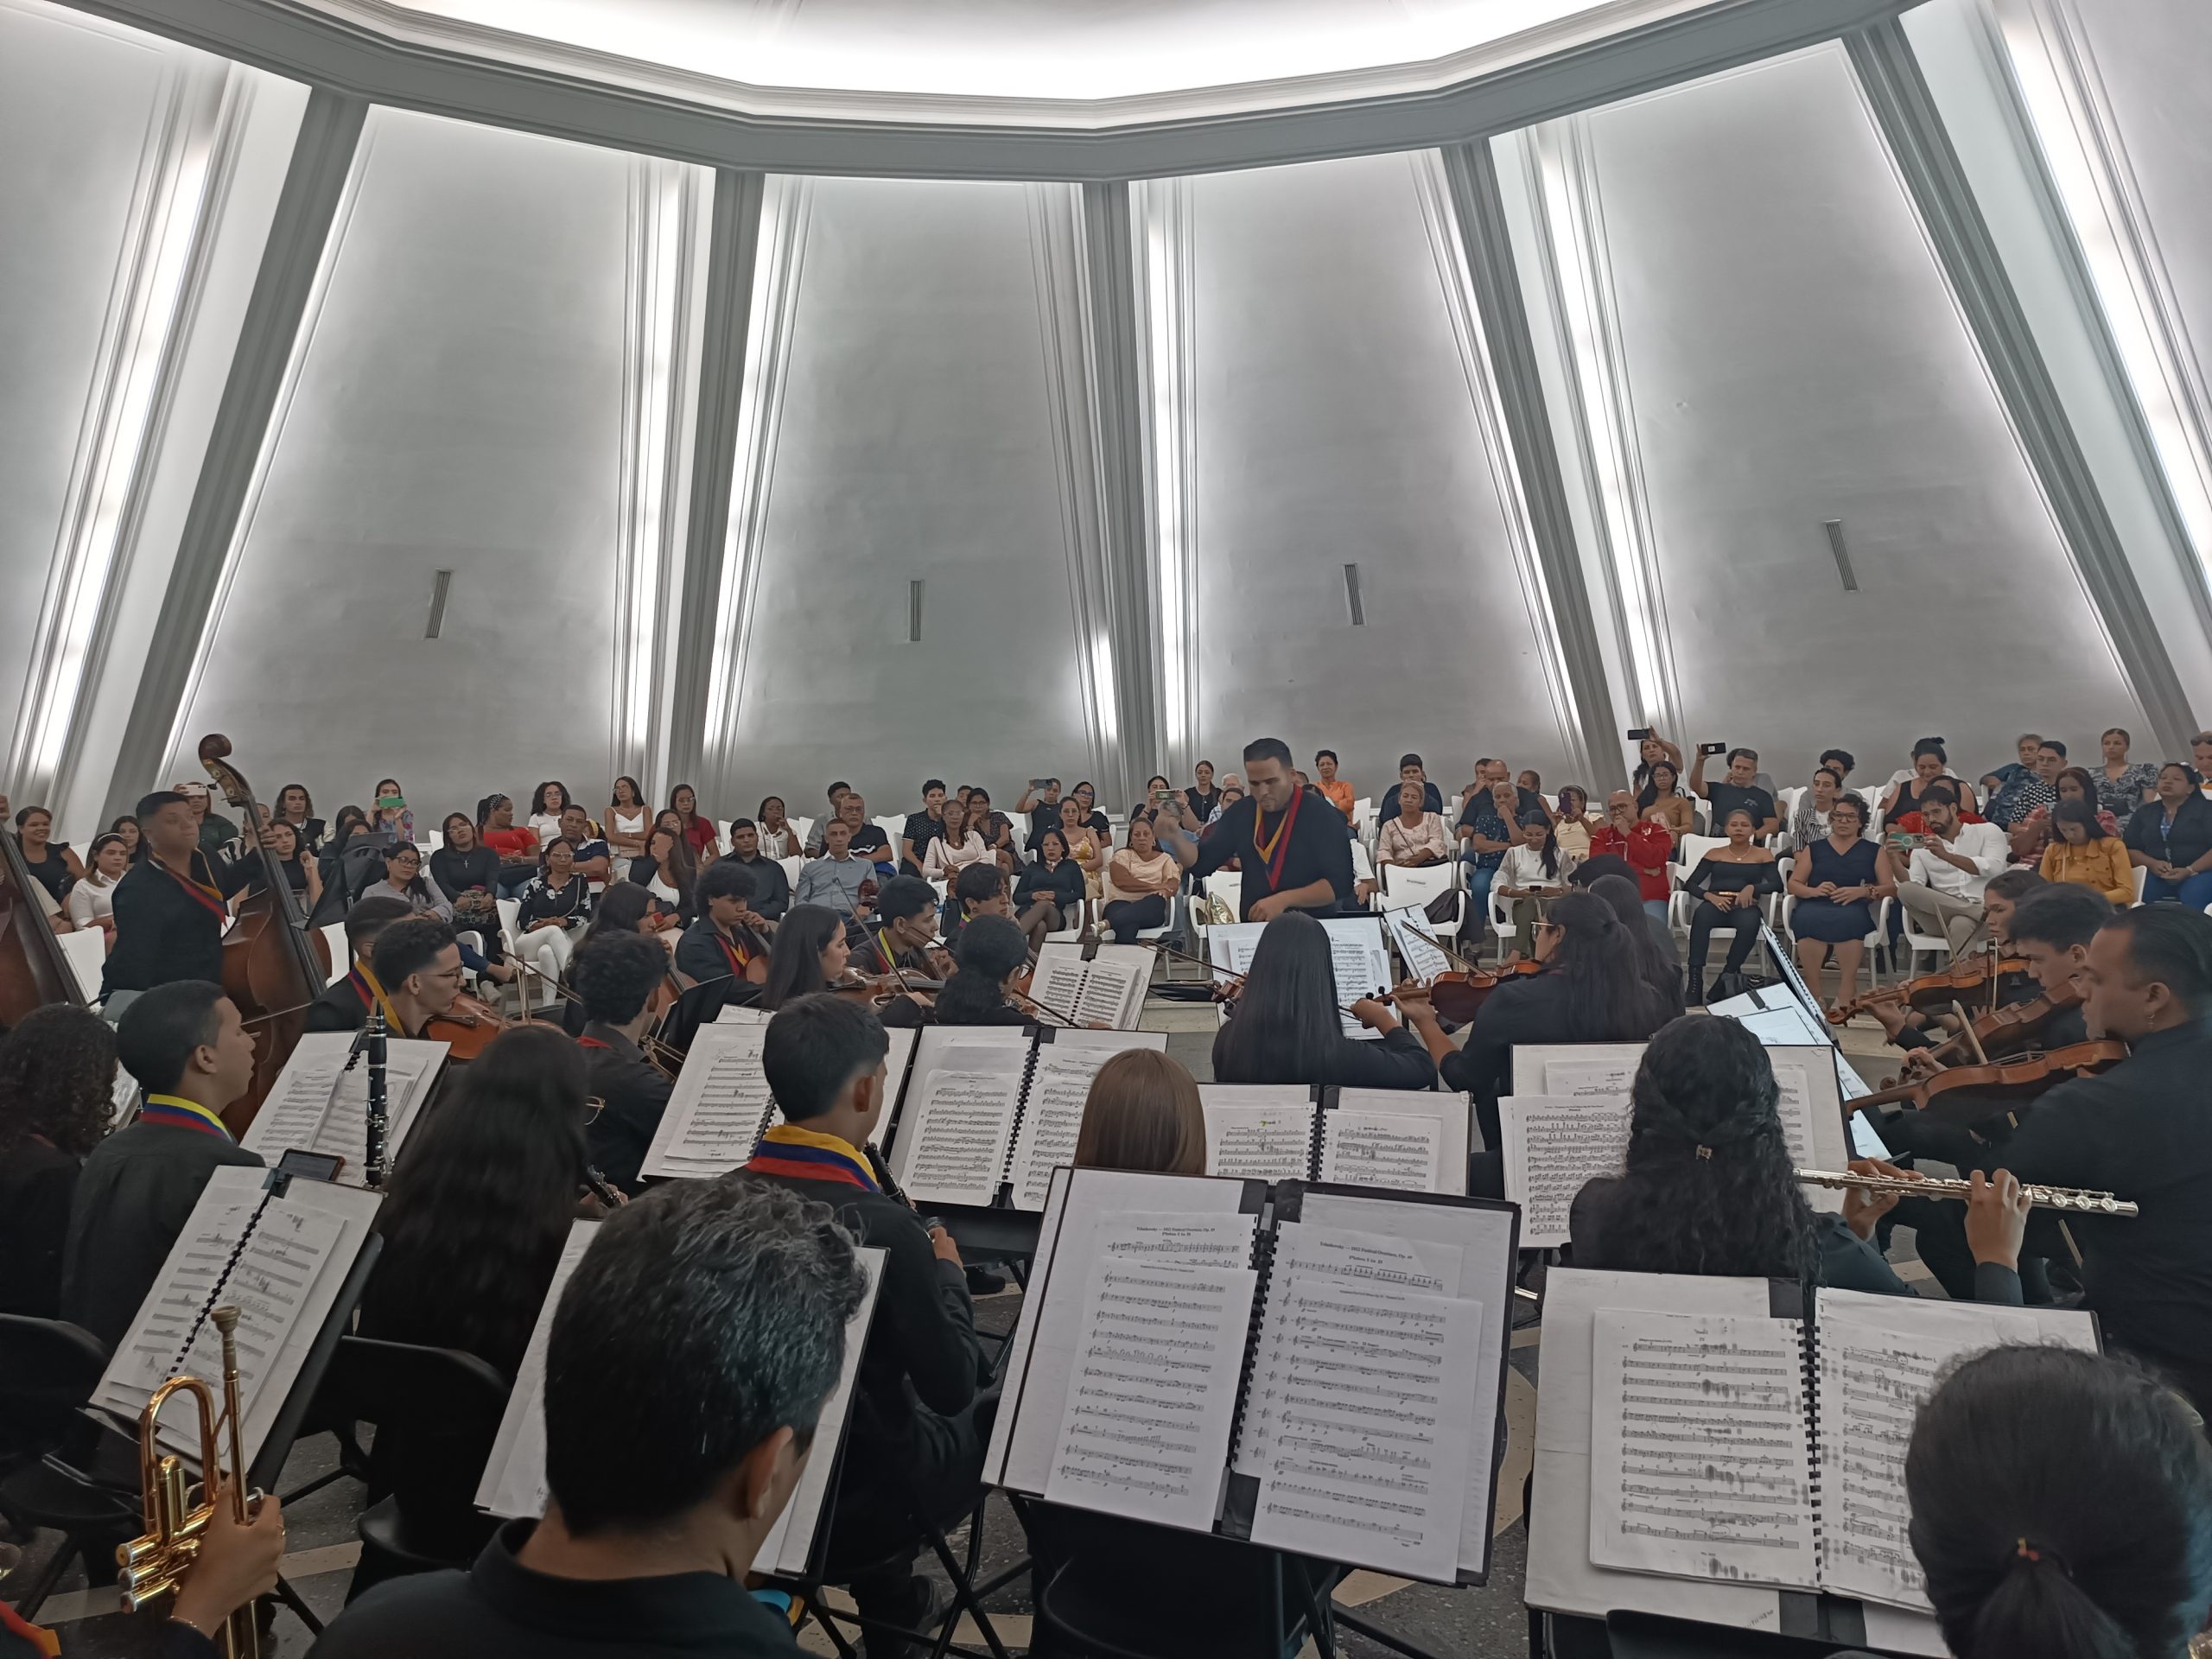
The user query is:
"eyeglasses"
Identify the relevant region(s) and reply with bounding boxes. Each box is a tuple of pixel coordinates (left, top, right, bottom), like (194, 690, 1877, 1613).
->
(583, 1096, 607, 1125)
(1534, 920, 1564, 937)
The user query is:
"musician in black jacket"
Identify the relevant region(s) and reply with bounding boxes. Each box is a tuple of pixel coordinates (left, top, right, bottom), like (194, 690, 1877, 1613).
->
(744, 995, 989, 1650)
(571, 931, 674, 1197)
(302, 895, 414, 1033)
(99, 791, 254, 1007)
(1211, 911, 1437, 1090)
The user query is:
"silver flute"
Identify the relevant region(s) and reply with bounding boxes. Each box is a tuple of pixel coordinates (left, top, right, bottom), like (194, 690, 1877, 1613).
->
(1796, 1168, 2138, 1217)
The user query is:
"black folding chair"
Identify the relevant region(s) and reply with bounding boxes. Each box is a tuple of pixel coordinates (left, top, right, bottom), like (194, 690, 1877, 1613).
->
(0, 1317, 138, 1616)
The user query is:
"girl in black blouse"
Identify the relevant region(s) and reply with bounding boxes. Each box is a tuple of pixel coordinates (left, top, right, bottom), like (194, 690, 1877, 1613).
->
(1211, 911, 1437, 1090)
(430, 813, 515, 982)
(1681, 805, 1782, 1004)
(13, 804, 83, 901)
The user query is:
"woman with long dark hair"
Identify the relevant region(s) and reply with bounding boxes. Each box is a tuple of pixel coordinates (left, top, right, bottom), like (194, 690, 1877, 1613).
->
(0, 1006, 118, 1318)
(1584, 872, 1686, 1020)
(604, 775, 649, 860)
(1905, 1345, 2212, 1659)
(1636, 758, 1694, 839)
(880, 914, 1034, 1029)
(525, 780, 571, 847)
(274, 782, 323, 854)
(758, 905, 852, 1011)
(629, 816, 698, 927)
(1211, 911, 1437, 1090)
(668, 783, 719, 864)
(1567, 1016, 2025, 1299)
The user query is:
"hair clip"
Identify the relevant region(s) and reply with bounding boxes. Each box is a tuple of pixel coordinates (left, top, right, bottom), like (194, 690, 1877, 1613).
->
(2013, 1538, 2069, 1574)
(1695, 1145, 1713, 1160)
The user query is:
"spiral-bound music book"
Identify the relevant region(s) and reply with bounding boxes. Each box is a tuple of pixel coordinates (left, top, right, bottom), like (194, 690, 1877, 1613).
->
(1529, 1269, 2101, 1650)
(983, 1166, 1518, 1586)
(474, 1221, 887, 1581)
(1197, 1083, 1470, 1194)
(641, 1020, 918, 1180)
(1027, 941, 1156, 1031)
(881, 1025, 1168, 1211)
(92, 1164, 383, 1465)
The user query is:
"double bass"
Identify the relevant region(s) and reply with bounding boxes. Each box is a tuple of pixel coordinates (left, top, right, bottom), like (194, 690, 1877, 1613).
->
(198, 736, 330, 1127)
(0, 791, 86, 1023)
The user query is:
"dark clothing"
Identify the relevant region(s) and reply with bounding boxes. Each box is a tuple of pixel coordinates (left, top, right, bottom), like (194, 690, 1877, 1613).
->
(60, 1120, 264, 1352)
(902, 809, 946, 867)
(1211, 1022, 1438, 1091)
(1025, 801, 1065, 855)
(514, 876, 591, 932)
(1014, 856, 1085, 913)
(1185, 787, 1355, 920)
(1441, 971, 1666, 1148)
(675, 918, 765, 988)
(1101, 893, 1167, 943)
(1682, 855, 1783, 980)
(195, 811, 238, 858)
(305, 1517, 798, 1659)
(0, 1139, 80, 1319)
(100, 852, 252, 996)
(1948, 1020, 2212, 1389)
(878, 995, 1027, 1030)
(1705, 780, 1777, 834)
(1789, 838, 1880, 944)
(17, 839, 73, 901)
(1569, 1175, 2022, 1305)
(1456, 795, 1510, 871)
(731, 854, 791, 923)
(2124, 793, 2212, 871)
(430, 845, 502, 905)
(1376, 781, 1446, 825)
(302, 971, 374, 1034)
(1186, 786, 1222, 823)
(579, 1024, 671, 1197)
(848, 823, 892, 862)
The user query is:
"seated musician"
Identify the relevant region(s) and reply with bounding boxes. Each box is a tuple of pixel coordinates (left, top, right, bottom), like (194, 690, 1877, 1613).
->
(795, 816, 874, 916)
(725, 817, 791, 924)
(571, 932, 676, 1197)
(60, 981, 264, 1352)
(1579, 870, 1684, 1012)
(1158, 738, 1354, 923)
(878, 914, 1029, 1030)
(0, 1006, 118, 1320)
(849, 875, 946, 986)
(759, 906, 860, 1012)
(1569, 1015, 2027, 1300)
(303, 894, 415, 1033)
(1073, 1050, 1205, 1175)
(1871, 867, 2044, 1051)
(1213, 911, 1437, 1091)
(368, 916, 467, 1040)
(944, 862, 1017, 957)
(99, 791, 256, 1012)
(675, 863, 770, 991)
(308, 1177, 866, 1659)
(746, 995, 990, 1651)
(1947, 906, 2212, 1410)
(1903, 1346, 2212, 1659)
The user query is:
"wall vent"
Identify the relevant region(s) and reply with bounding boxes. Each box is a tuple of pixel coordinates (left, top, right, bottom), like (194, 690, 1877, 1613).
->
(909, 579, 924, 642)
(1343, 562, 1366, 626)
(424, 569, 454, 638)
(1822, 520, 1859, 593)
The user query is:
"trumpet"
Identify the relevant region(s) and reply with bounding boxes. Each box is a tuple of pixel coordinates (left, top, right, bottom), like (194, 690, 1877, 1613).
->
(1795, 1168, 2138, 1217)
(119, 1306, 259, 1657)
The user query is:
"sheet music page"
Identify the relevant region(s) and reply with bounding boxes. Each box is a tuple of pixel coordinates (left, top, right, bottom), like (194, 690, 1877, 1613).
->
(1767, 1063, 1839, 1214)
(476, 1220, 600, 1518)
(1513, 1044, 1649, 1099)
(889, 1035, 1028, 1205)
(1318, 1109, 1445, 1192)
(1006, 1033, 1168, 1211)
(1384, 907, 1453, 984)
(1543, 1060, 1639, 1100)
(1322, 918, 1393, 1040)
(1094, 1210, 1259, 1270)
(1042, 1257, 1256, 1532)
(1588, 1307, 1818, 1589)
(1072, 957, 1145, 1029)
(1500, 1096, 1633, 1249)
(243, 1033, 446, 1186)
(642, 1023, 776, 1180)
(1813, 1292, 2095, 1611)
(1244, 1275, 1480, 1583)
(1199, 1085, 1315, 1181)
(1031, 949, 1090, 1026)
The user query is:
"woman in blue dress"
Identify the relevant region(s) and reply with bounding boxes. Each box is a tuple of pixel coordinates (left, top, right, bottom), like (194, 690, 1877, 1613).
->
(1788, 792, 1894, 1014)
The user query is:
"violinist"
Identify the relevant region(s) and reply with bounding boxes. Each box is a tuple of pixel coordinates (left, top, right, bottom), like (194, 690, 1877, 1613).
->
(879, 914, 1033, 1030)
(1213, 911, 1439, 1091)
(944, 862, 1014, 957)
(674, 863, 769, 991)
(759, 905, 861, 1011)
(99, 791, 255, 1010)
(849, 875, 948, 983)
(571, 931, 676, 1197)
(1872, 867, 2044, 1051)
(302, 894, 413, 1033)
(368, 917, 467, 1040)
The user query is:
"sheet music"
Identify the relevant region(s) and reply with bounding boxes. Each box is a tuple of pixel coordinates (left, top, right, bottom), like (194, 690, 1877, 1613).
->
(641, 1023, 776, 1179)
(754, 1244, 889, 1575)
(890, 1035, 1027, 1205)
(1813, 1293, 2092, 1611)
(1543, 1061, 1639, 1100)
(1770, 1052, 1847, 1214)
(1318, 1109, 1445, 1192)
(1032, 953, 1089, 1024)
(1588, 1307, 1817, 1589)
(1006, 1032, 1169, 1211)
(1095, 1210, 1257, 1271)
(243, 1032, 446, 1186)
(1244, 1274, 1480, 1583)
(1072, 957, 1145, 1029)
(1324, 918, 1393, 1040)
(1499, 1096, 1633, 1249)
(1043, 1257, 1255, 1532)
(1198, 1085, 1314, 1181)
(476, 1220, 598, 1519)
(1384, 906, 1453, 984)
(1513, 1044, 1649, 1100)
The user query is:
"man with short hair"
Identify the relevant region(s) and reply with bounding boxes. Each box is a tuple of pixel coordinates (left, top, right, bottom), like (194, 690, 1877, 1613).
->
(303, 894, 416, 1033)
(60, 981, 263, 1351)
(1374, 753, 1444, 826)
(899, 780, 949, 876)
(677, 864, 769, 988)
(797, 817, 875, 918)
(853, 875, 946, 984)
(2192, 733, 2212, 798)
(1014, 779, 1064, 855)
(840, 793, 893, 868)
(306, 1176, 865, 1659)
(1818, 748, 1857, 788)
(726, 818, 791, 924)
(556, 805, 613, 887)
(100, 790, 255, 1006)
(1688, 745, 1779, 839)
(1160, 738, 1354, 922)
(745, 996, 987, 1653)
(1897, 784, 2011, 957)
(1588, 790, 1673, 925)
(369, 916, 467, 1038)
(572, 931, 676, 1196)
(944, 861, 1012, 957)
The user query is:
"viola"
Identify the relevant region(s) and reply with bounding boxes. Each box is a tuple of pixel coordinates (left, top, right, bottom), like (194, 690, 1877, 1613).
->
(1926, 984, 2081, 1066)
(421, 988, 515, 1060)
(200, 734, 331, 1128)
(1419, 960, 1541, 1025)
(0, 796, 85, 1022)
(1851, 1039, 2128, 1126)
(1831, 952, 2031, 1024)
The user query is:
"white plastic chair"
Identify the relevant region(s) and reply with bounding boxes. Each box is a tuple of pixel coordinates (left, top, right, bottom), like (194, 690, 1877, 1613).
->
(319, 921, 349, 975)
(779, 855, 803, 887)
(60, 926, 106, 1003)
(1350, 841, 1375, 883)
(1380, 863, 1462, 932)
(1667, 835, 1728, 936)
(874, 815, 905, 849)
(1782, 893, 1891, 1007)
(789, 815, 817, 853)
(1486, 882, 1518, 964)
(425, 829, 444, 853)
(2134, 863, 2149, 906)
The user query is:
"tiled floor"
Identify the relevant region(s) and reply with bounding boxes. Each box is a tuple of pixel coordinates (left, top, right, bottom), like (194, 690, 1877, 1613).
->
(10, 964, 1932, 1657)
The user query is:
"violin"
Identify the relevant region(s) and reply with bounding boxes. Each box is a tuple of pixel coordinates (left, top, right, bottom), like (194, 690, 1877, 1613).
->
(1830, 949, 2030, 1023)
(200, 735, 331, 1128)
(1395, 917, 1541, 1022)
(0, 790, 86, 1022)
(421, 988, 515, 1060)
(1851, 1039, 2128, 1126)
(1925, 983, 2081, 1066)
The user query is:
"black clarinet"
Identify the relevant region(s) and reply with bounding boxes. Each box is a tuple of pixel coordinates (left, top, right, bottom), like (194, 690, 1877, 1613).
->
(363, 1009, 390, 1188)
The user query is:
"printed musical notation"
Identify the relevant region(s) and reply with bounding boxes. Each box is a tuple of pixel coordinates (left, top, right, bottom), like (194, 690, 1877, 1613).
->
(899, 1068, 1020, 1206)
(1202, 1096, 1315, 1182)
(1095, 1210, 1257, 1271)
(1500, 1096, 1633, 1249)
(1243, 1274, 1480, 1583)
(1319, 1110, 1443, 1192)
(1045, 1258, 1255, 1532)
(1383, 908, 1452, 985)
(245, 1033, 442, 1185)
(1269, 1222, 1465, 1297)
(1588, 1307, 1818, 1589)
(1541, 1059, 1639, 1101)
(645, 1024, 777, 1179)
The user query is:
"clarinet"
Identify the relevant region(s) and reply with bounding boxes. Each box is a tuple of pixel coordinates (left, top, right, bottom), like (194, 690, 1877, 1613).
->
(364, 1009, 390, 1189)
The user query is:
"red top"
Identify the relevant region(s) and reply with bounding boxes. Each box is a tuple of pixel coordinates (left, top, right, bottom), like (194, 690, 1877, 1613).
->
(482, 826, 538, 858)
(680, 815, 720, 855)
(1590, 820, 1675, 903)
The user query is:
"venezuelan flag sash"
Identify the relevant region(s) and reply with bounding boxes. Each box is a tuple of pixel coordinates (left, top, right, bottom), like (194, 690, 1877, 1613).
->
(746, 1122, 878, 1191)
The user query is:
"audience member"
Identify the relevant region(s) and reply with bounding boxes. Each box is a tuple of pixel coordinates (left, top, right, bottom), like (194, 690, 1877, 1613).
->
(526, 781, 571, 848)
(1014, 828, 1085, 940)
(2040, 798, 2134, 905)
(1978, 731, 2044, 798)
(755, 796, 800, 860)
(273, 781, 325, 855)
(1636, 759, 1694, 838)
(1896, 782, 2010, 957)
(1374, 753, 1444, 825)
(1495, 812, 1564, 946)
(1680, 806, 1782, 1004)
(604, 776, 650, 860)
(1099, 817, 1179, 943)
(64, 831, 130, 938)
(513, 837, 594, 984)
(1787, 793, 1892, 1011)
(12, 804, 83, 901)
(919, 798, 989, 882)
(1313, 750, 1354, 820)
(1587, 791, 1672, 928)
(1688, 744, 1779, 839)
(901, 779, 950, 874)
(1788, 766, 1842, 851)
(726, 817, 792, 923)
(2094, 726, 2158, 830)
(2125, 761, 2212, 907)
(668, 783, 720, 863)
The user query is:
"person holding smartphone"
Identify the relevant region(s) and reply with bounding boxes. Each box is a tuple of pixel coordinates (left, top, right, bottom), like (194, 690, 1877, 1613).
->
(1015, 777, 1064, 855)
(1688, 744, 1778, 839)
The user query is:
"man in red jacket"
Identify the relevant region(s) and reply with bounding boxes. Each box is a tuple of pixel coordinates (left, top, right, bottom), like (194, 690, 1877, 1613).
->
(1588, 790, 1674, 924)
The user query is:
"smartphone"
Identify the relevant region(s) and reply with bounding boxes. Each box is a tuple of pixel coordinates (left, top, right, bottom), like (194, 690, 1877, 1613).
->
(377, 793, 404, 810)
(1153, 789, 1173, 805)
(277, 1147, 346, 1183)
(1626, 728, 1653, 741)
(1699, 742, 1728, 757)
(1029, 779, 1049, 791)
